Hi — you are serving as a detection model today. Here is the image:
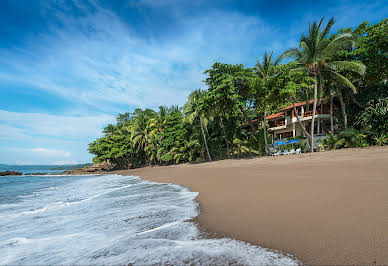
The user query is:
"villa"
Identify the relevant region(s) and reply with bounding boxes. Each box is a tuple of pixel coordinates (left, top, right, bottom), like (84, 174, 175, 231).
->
(266, 99, 333, 142)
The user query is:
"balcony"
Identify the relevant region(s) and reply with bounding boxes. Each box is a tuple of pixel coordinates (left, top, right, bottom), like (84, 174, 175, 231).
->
(276, 121, 285, 127)
(304, 110, 319, 117)
(269, 110, 330, 130)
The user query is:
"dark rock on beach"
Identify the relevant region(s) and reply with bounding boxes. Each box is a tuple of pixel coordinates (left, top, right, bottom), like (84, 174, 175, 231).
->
(69, 162, 113, 175)
(26, 172, 51, 175)
(0, 171, 23, 176)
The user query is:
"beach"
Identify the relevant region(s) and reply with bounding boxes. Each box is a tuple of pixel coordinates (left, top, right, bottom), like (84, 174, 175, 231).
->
(114, 146, 388, 265)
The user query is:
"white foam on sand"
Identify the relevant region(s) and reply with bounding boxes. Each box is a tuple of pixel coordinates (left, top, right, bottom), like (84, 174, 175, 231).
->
(0, 174, 299, 265)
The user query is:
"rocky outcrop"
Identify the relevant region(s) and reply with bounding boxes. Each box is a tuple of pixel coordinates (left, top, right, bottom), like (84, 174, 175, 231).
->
(0, 171, 23, 176)
(69, 162, 114, 175)
(27, 172, 51, 175)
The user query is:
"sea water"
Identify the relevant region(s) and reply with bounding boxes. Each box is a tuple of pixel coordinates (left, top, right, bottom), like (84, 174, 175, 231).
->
(0, 174, 298, 265)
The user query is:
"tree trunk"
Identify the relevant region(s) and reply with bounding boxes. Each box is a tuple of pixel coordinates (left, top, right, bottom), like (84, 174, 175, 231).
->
(330, 95, 334, 134)
(220, 117, 231, 159)
(350, 93, 363, 109)
(200, 116, 212, 161)
(239, 106, 256, 135)
(310, 76, 318, 152)
(337, 87, 348, 130)
(263, 104, 271, 155)
(292, 98, 312, 147)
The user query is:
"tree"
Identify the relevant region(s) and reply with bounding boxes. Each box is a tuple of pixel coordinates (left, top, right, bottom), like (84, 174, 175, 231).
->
(204, 63, 258, 151)
(183, 89, 212, 161)
(255, 51, 282, 154)
(131, 109, 155, 151)
(102, 124, 116, 136)
(275, 64, 315, 142)
(281, 17, 365, 151)
(354, 97, 388, 138)
(329, 19, 388, 129)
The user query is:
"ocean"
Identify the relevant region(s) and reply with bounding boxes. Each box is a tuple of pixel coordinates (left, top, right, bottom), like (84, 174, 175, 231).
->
(0, 173, 298, 265)
(0, 164, 90, 174)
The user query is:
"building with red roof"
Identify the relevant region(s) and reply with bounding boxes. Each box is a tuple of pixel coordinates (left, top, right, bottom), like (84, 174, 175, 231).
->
(265, 99, 333, 141)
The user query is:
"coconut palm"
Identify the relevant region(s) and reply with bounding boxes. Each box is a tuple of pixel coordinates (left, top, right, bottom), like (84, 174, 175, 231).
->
(130, 108, 157, 155)
(183, 89, 212, 161)
(255, 51, 282, 155)
(281, 17, 365, 152)
(171, 140, 201, 163)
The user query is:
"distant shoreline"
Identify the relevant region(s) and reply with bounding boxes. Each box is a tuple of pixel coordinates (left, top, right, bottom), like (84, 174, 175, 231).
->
(110, 146, 388, 265)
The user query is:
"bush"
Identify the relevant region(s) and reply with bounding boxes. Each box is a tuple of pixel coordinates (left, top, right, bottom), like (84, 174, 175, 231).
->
(322, 128, 369, 150)
(338, 128, 368, 148)
(322, 133, 344, 150)
(374, 134, 388, 146)
(354, 97, 388, 138)
(195, 157, 205, 163)
(161, 153, 174, 164)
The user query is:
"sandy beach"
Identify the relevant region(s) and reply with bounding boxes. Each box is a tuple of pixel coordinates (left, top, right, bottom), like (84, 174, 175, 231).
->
(114, 146, 388, 265)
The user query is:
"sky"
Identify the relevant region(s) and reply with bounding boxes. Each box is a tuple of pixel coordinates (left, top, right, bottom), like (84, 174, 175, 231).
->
(0, 0, 387, 165)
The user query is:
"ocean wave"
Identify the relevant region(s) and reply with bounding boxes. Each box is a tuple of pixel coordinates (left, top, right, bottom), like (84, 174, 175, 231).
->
(0, 174, 299, 265)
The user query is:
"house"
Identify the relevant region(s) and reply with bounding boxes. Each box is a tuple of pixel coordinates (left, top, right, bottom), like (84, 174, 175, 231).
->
(267, 99, 333, 142)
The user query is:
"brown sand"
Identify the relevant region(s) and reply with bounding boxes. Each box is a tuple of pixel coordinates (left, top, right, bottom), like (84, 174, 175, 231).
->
(113, 146, 388, 265)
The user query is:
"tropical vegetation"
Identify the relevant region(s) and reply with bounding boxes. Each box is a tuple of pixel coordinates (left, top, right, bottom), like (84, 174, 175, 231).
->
(89, 18, 388, 168)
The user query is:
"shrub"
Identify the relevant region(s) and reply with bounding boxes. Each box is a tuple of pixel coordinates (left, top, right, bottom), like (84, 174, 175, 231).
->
(338, 128, 368, 148)
(322, 133, 344, 150)
(161, 153, 174, 164)
(374, 134, 388, 146)
(354, 97, 388, 138)
(322, 129, 369, 150)
(195, 157, 205, 164)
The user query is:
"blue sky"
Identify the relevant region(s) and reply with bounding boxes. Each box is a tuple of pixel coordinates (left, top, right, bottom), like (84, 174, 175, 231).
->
(0, 0, 386, 165)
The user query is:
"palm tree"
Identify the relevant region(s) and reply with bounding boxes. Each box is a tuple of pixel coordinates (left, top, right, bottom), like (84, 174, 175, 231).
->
(144, 140, 158, 165)
(281, 17, 365, 152)
(255, 51, 282, 155)
(183, 89, 212, 161)
(130, 108, 157, 159)
(171, 140, 201, 163)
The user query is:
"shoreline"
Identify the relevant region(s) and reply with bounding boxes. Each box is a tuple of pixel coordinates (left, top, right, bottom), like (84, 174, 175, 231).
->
(112, 146, 388, 265)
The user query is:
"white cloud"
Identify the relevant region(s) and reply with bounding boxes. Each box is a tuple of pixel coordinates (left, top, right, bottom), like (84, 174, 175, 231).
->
(30, 148, 71, 158)
(51, 160, 78, 165)
(0, 110, 114, 141)
(0, 0, 278, 111)
(5, 148, 77, 165)
(0, 110, 115, 164)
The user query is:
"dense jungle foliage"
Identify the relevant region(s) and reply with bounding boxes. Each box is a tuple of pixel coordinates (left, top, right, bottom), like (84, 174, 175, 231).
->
(89, 18, 388, 168)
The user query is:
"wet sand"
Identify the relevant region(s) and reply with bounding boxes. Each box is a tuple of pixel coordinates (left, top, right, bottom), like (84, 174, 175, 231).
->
(114, 146, 388, 265)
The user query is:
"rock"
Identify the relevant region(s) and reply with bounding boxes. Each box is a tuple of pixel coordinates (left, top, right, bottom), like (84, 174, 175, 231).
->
(26, 172, 51, 175)
(69, 162, 114, 175)
(0, 171, 23, 176)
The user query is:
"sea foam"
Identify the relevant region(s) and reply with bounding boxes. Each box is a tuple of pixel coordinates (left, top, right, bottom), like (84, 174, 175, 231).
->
(0, 174, 298, 265)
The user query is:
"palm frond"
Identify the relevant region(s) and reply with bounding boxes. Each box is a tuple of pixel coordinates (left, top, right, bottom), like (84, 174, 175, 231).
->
(323, 32, 353, 54)
(326, 70, 358, 93)
(279, 48, 301, 61)
(290, 67, 308, 73)
(326, 61, 366, 75)
(320, 17, 335, 39)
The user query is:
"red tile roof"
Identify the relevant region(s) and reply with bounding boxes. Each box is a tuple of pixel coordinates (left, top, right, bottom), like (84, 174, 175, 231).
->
(279, 99, 316, 111)
(266, 99, 327, 120)
(266, 112, 285, 120)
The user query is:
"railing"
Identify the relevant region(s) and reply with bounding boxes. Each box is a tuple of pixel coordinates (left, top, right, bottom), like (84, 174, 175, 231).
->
(304, 110, 319, 117)
(276, 121, 285, 127)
